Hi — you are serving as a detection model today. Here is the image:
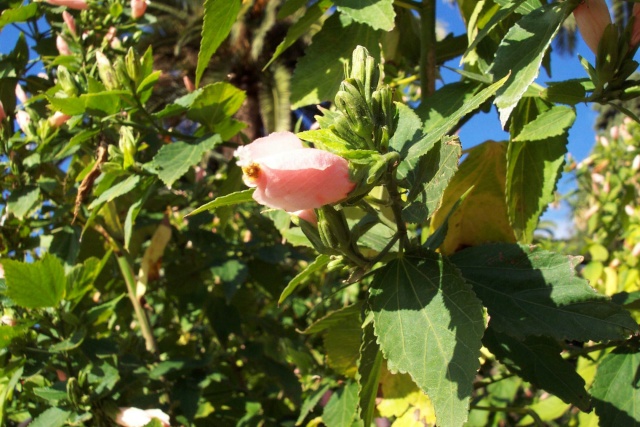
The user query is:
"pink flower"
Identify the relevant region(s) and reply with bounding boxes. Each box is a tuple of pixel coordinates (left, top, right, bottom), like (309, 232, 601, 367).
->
(16, 111, 31, 134)
(573, 0, 612, 54)
(131, 0, 148, 19)
(235, 132, 355, 212)
(631, 4, 640, 48)
(115, 407, 170, 427)
(56, 35, 71, 55)
(48, 111, 71, 128)
(45, 0, 88, 10)
(293, 209, 317, 225)
(63, 11, 77, 37)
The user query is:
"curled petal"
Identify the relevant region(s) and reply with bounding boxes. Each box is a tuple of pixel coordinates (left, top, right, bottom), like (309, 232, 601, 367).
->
(235, 131, 304, 167)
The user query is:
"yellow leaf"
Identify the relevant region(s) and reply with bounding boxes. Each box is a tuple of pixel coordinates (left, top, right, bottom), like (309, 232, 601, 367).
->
(430, 141, 516, 254)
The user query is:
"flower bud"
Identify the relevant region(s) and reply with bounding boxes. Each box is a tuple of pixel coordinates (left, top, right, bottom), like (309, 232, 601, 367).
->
(633, 154, 640, 171)
(625, 204, 635, 217)
(0, 101, 6, 122)
(573, 0, 612, 55)
(16, 111, 31, 134)
(0, 315, 16, 327)
(115, 407, 170, 427)
(235, 132, 355, 212)
(63, 11, 77, 37)
(45, 0, 88, 10)
(96, 51, 119, 90)
(15, 84, 28, 104)
(56, 35, 71, 55)
(57, 65, 79, 96)
(131, 0, 148, 19)
(119, 126, 137, 168)
(48, 111, 71, 128)
(183, 75, 195, 92)
(633, 242, 640, 258)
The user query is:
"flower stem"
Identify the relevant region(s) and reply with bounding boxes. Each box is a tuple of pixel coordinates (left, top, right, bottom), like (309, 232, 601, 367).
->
(419, 0, 437, 100)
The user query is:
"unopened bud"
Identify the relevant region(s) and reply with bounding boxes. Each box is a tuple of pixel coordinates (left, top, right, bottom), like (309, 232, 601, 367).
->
(125, 48, 141, 84)
(56, 35, 71, 56)
(131, 0, 148, 19)
(626, 205, 635, 217)
(183, 75, 195, 92)
(633, 154, 640, 171)
(96, 51, 119, 90)
(598, 135, 609, 147)
(57, 65, 78, 96)
(45, 0, 88, 10)
(119, 126, 137, 168)
(63, 11, 77, 37)
(15, 84, 28, 104)
(48, 111, 71, 128)
(0, 315, 16, 327)
(0, 101, 5, 122)
(573, 0, 612, 55)
(16, 111, 31, 134)
(632, 242, 640, 258)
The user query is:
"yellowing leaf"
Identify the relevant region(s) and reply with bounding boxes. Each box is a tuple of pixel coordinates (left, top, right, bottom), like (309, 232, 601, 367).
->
(377, 365, 436, 426)
(430, 141, 516, 254)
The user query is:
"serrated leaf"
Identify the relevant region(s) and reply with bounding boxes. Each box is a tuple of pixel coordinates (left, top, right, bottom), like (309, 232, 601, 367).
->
(491, 2, 571, 126)
(592, 346, 640, 427)
(88, 175, 140, 209)
(148, 136, 220, 187)
(370, 253, 484, 427)
(483, 327, 590, 410)
(196, 0, 241, 87)
(29, 407, 70, 427)
(357, 319, 383, 426)
(513, 105, 576, 142)
(406, 76, 508, 162)
(187, 188, 255, 216)
(279, 254, 331, 304)
(451, 244, 638, 341)
(506, 134, 567, 242)
(265, 3, 326, 69)
(324, 310, 361, 378)
(291, 14, 380, 108)
(4, 254, 66, 308)
(429, 141, 516, 255)
(334, 0, 395, 31)
(6, 186, 40, 219)
(402, 136, 461, 224)
(32, 387, 69, 403)
(187, 83, 246, 130)
(323, 381, 359, 427)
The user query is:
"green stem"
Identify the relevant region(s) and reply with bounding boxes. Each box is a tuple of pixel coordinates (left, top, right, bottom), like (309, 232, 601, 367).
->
(419, 0, 437, 101)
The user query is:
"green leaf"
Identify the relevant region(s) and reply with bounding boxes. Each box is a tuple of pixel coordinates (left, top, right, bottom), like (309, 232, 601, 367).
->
(211, 259, 248, 303)
(334, 0, 395, 31)
(451, 244, 638, 341)
(513, 105, 576, 142)
(592, 346, 640, 426)
(406, 76, 508, 162)
(32, 387, 69, 403)
(324, 311, 362, 378)
(29, 407, 70, 427)
(423, 187, 473, 251)
(0, 3, 38, 30)
(4, 253, 66, 308)
(370, 253, 484, 427)
(491, 2, 571, 125)
(49, 328, 86, 352)
(264, 3, 326, 69)
(279, 254, 331, 304)
(88, 175, 141, 209)
(540, 79, 588, 105)
(6, 186, 40, 219)
(296, 383, 332, 425)
(196, 0, 241, 87)
(323, 381, 359, 427)
(390, 102, 424, 157)
(357, 318, 383, 426)
(291, 13, 380, 108)
(187, 188, 255, 216)
(148, 136, 220, 187)
(402, 136, 461, 223)
(302, 302, 362, 335)
(506, 135, 567, 242)
(298, 128, 352, 154)
(0, 324, 29, 349)
(187, 83, 246, 130)
(483, 327, 590, 410)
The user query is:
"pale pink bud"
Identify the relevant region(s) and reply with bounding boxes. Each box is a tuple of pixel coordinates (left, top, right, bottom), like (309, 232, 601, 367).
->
(598, 135, 609, 147)
(105, 26, 117, 43)
(235, 132, 355, 212)
(63, 11, 77, 37)
(610, 126, 619, 139)
(625, 205, 635, 216)
(45, 0, 88, 10)
(16, 111, 31, 134)
(633, 242, 640, 258)
(48, 111, 71, 128)
(573, 0, 612, 54)
(0, 315, 14, 326)
(591, 173, 605, 184)
(115, 407, 170, 427)
(292, 209, 317, 225)
(183, 75, 195, 92)
(56, 35, 71, 55)
(633, 154, 640, 171)
(609, 258, 621, 268)
(620, 124, 632, 140)
(131, 0, 148, 19)
(15, 84, 28, 104)
(0, 101, 6, 122)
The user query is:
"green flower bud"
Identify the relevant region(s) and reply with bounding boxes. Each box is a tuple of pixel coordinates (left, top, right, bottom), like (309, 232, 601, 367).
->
(96, 51, 119, 90)
(57, 65, 78, 96)
(119, 126, 137, 169)
(125, 47, 141, 86)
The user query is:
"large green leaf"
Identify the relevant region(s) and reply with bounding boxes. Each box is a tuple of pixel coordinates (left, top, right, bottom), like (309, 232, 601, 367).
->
(291, 13, 380, 108)
(334, 0, 395, 31)
(406, 76, 508, 162)
(592, 346, 640, 427)
(148, 135, 221, 187)
(3, 253, 66, 308)
(506, 135, 567, 242)
(279, 254, 331, 304)
(483, 327, 590, 410)
(370, 253, 484, 427)
(187, 83, 246, 130)
(6, 186, 40, 219)
(88, 175, 141, 209)
(357, 318, 383, 427)
(512, 105, 576, 142)
(323, 381, 359, 427)
(451, 244, 638, 341)
(196, 0, 241, 87)
(490, 2, 571, 125)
